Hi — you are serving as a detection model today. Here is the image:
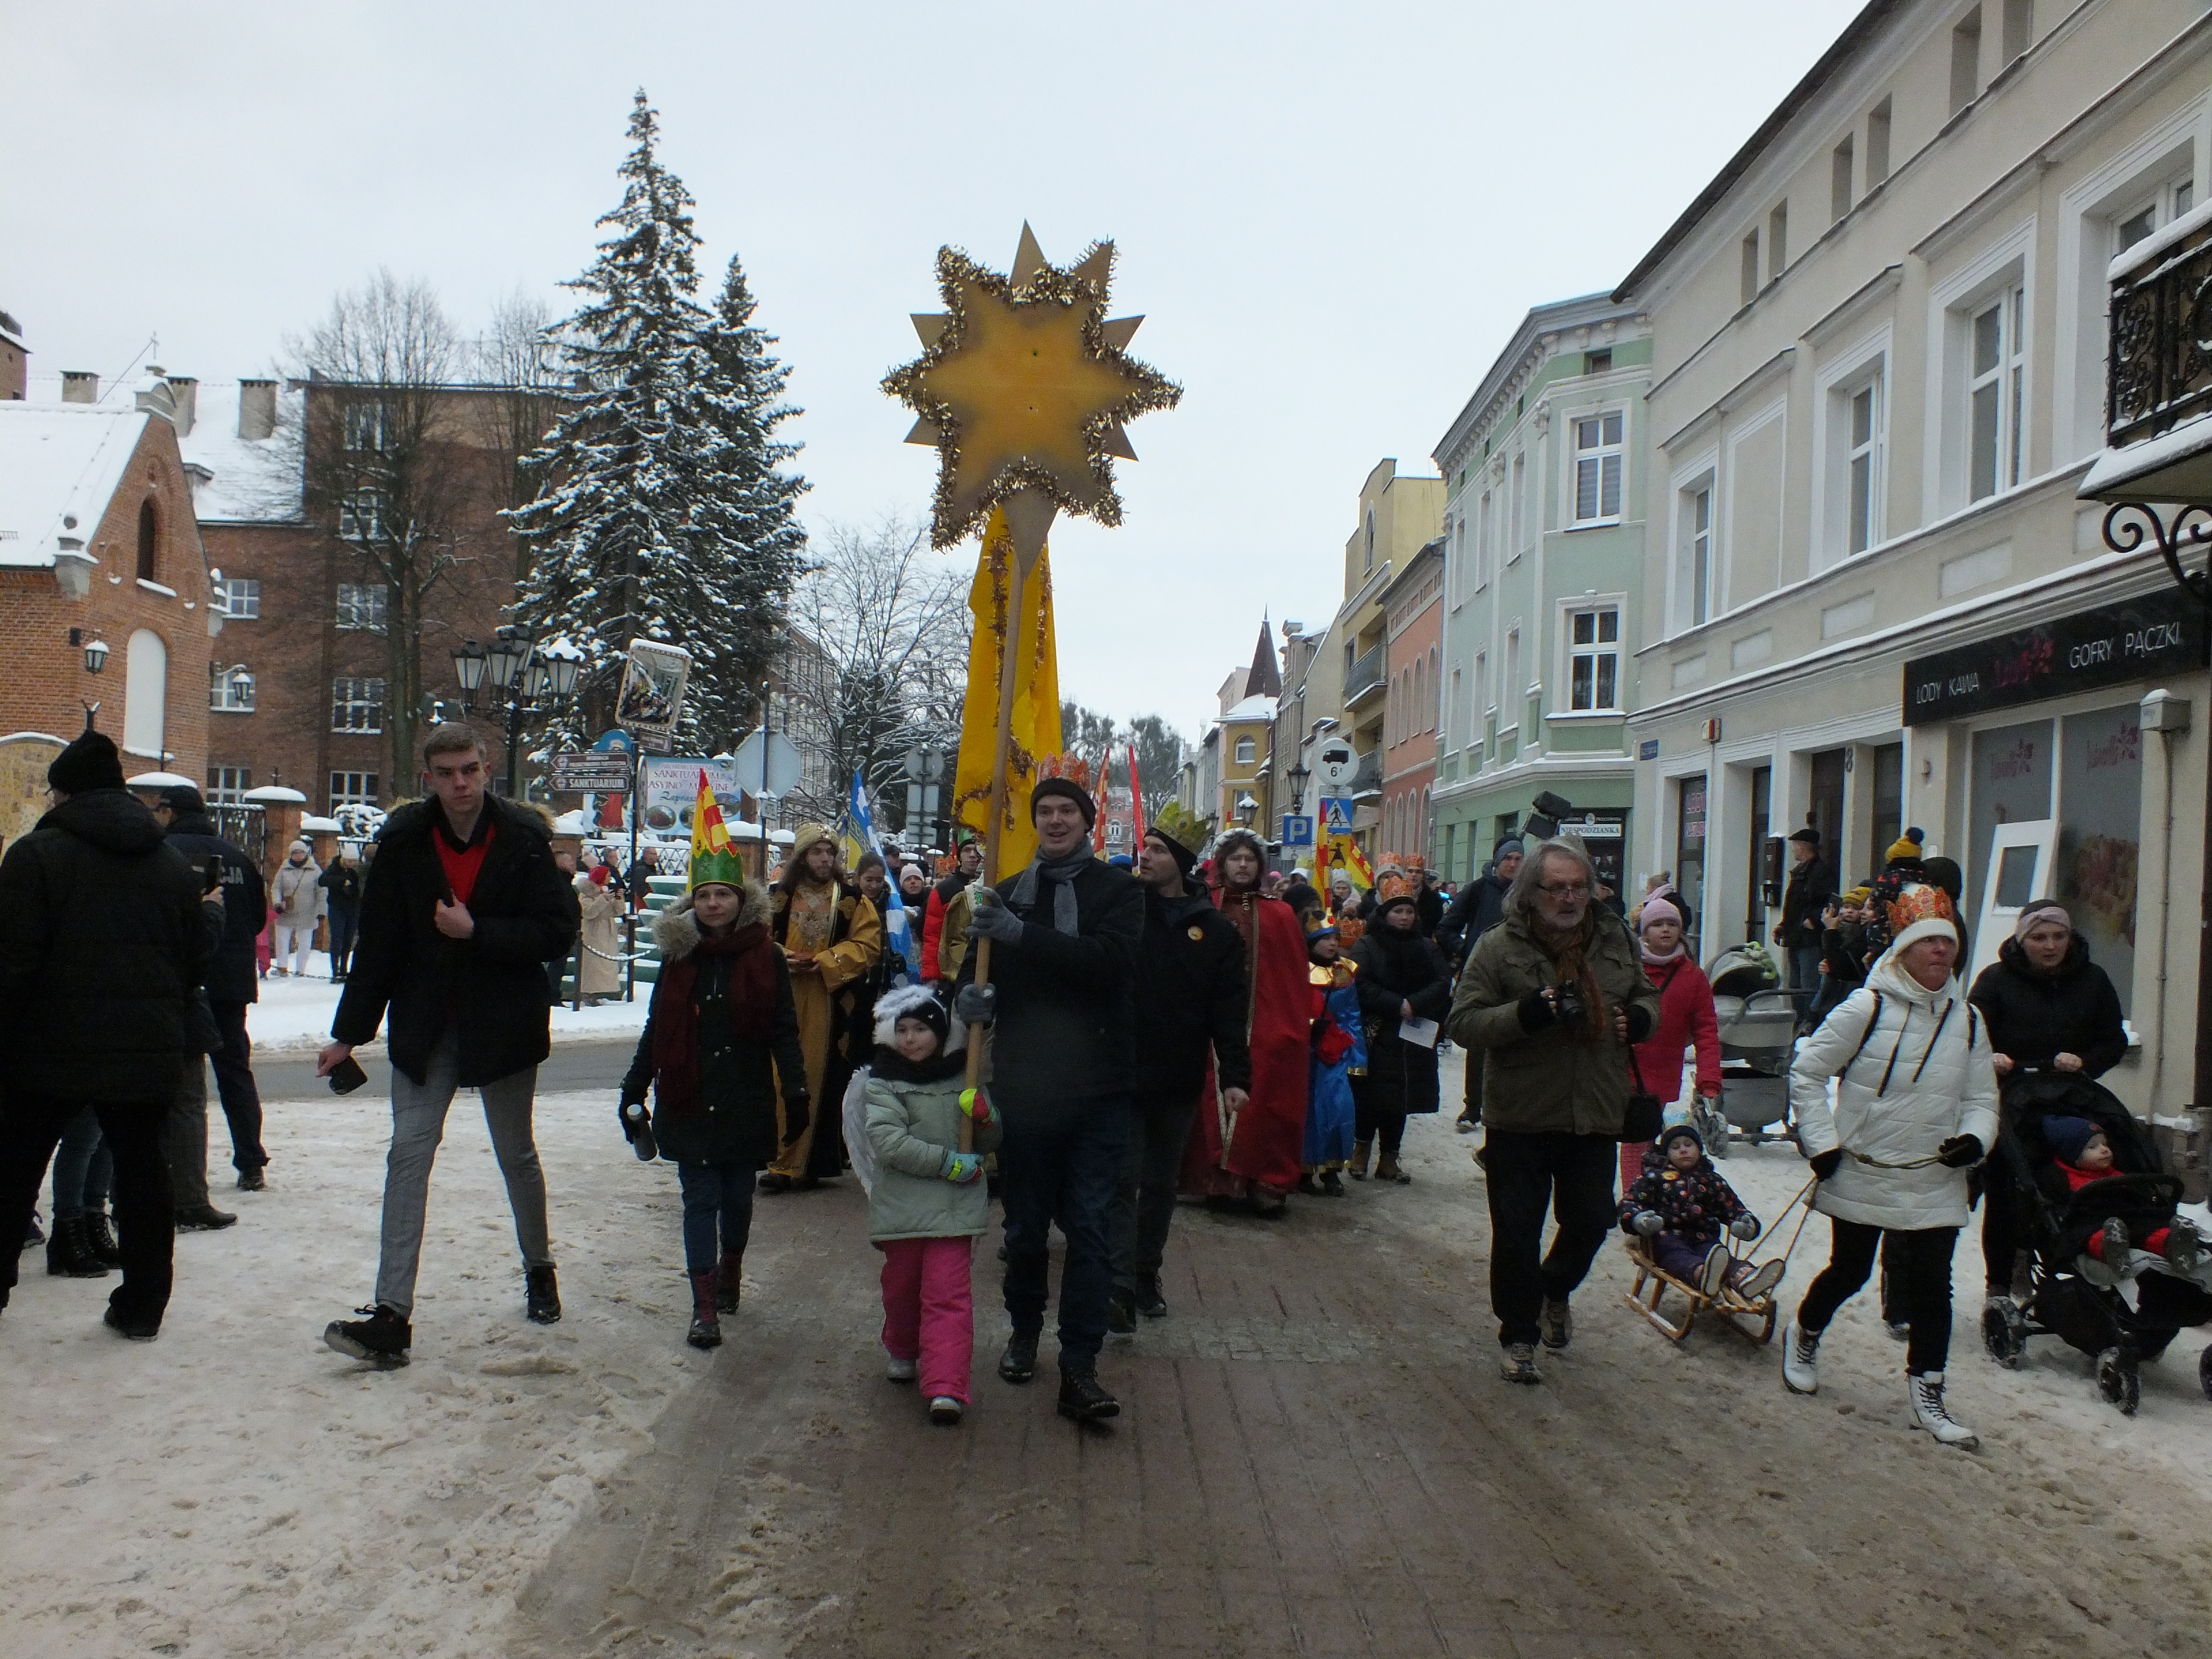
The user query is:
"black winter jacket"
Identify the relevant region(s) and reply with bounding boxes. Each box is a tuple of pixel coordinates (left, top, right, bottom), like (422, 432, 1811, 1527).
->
(164, 811, 267, 1005)
(958, 855, 1142, 1110)
(0, 788, 213, 1101)
(1778, 855, 1834, 950)
(1133, 884, 1252, 1104)
(319, 858, 363, 914)
(1437, 871, 1511, 966)
(1968, 935, 2129, 1080)
(1350, 926, 1454, 1113)
(333, 796, 581, 1086)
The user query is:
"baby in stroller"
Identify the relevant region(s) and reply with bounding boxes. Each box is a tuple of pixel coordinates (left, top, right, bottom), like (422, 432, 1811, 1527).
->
(1621, 1125, 1785, 1302)
(1997, 1080, 2212, 1411)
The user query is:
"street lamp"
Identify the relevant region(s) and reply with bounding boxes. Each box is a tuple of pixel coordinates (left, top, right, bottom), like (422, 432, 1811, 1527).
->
(448, 624, 578, 798)
(1286, 759, 1311, 815)
(451, 638, 487, 697)
(1236, 793, 1258, 829)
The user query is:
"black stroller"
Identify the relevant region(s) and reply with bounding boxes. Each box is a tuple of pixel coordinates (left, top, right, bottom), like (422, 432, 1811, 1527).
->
(1982, 1072, 2212, 1414)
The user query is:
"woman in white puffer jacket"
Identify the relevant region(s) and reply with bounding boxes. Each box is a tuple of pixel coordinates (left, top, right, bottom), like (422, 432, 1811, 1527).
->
(1780, 884, 1998, 1448)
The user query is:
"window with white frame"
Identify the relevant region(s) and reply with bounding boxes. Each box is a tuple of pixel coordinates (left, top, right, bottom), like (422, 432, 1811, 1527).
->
(209, 664, 256, 712)
(1233, 735, 1256, 766)
(1449, 511, 1466, 605)
(1477, 489, 1492, 586)
(206, 766, 251, 805)
(1565, 606, 1622, 711)
(343, 402, 387, 452)
(2117, 176, 2196, 255)
(1821, 361, 1886, 561)
(221, 576, 260, 619)
(1572, 412, 1624, 523)
(336, 583, 387, 631)
(331, 676, 386, 734)
(1677, 476, 1716, 628)
(329, 771, 380, 811)
(1503, 629, 1521, 713)
(338, 487, 389, 541)
(1845, 379, 1881, 553)
(1968, 286, 2026, 501)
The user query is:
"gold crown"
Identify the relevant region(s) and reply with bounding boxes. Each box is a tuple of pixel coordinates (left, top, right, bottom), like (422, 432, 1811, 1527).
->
(1376, 871, 1418, 906)
(1887, 883, 1956, 933)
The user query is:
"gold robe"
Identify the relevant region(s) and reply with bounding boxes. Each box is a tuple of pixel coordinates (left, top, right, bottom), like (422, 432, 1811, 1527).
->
(768, 882, 882, 1177)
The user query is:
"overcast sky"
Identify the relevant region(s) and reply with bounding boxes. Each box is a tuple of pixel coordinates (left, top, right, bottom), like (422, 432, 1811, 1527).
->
(5, 1, 1864, 742)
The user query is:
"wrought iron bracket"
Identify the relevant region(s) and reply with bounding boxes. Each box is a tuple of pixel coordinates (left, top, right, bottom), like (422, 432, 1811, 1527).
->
(2102, 501, 2212, 612)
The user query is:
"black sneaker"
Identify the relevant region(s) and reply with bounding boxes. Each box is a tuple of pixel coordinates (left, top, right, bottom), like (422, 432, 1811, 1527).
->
(103, 1301, 161, 1341)
(1133, 1275, 1168, 1320)
(325, 1304, 411, 1368)
(237, 1166, 266, 1192)
(22, 1210, 45, 1251)
(998, 1332, 1039, 1384)
(1057, 1369, 1120, 1422)
(176, 1204, 238, 1232)
(1107, 1286, 1137, 1336)
(526, 1265, 561, 1325)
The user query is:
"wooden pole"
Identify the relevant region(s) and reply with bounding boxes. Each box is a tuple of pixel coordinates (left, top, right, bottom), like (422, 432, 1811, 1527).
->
(960, 531, 1031, 1152)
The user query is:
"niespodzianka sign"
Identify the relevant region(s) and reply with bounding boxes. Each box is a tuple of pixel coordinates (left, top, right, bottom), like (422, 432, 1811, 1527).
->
(1904, 590, 2207, 725)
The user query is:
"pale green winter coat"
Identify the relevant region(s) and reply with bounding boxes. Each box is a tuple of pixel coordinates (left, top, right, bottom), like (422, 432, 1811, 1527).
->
(1447, 906, 1661, 1137)
(864, 1067, 1004, 1243)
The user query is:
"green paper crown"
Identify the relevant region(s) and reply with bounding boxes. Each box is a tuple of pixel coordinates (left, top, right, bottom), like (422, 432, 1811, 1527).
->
(689, 845, 747, 890)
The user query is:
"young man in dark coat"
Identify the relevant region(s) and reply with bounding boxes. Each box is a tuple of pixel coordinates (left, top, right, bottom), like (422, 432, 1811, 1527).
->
(319, 724, 581, 1367)
(1112, 825, 1251, 1329)
(154, 783, 270, 1191)
(0, 730, 215, 1339)
(954, 778, 1143, 1423)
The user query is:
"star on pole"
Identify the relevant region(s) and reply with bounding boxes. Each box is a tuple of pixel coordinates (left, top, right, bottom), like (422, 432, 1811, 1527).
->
(883, 223, 1180, 565)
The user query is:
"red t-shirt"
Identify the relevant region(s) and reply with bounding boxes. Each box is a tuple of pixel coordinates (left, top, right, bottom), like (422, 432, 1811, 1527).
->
(434, 817, 495, 905)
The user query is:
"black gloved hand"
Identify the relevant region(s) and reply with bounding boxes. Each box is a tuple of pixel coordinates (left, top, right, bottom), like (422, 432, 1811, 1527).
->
(1808, 1148, 1842, 1181)
(1623, 1002, 1656, 1044)
(617, 1097, 646, 1137)
(1517, 986, 1559, 1033)
(781, 1094, 811, 1147)
(1937, 1133, 1984, 1169)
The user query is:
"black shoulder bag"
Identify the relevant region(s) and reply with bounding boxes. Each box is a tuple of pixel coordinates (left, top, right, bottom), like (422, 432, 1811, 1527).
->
(1620, 1045, 1667, 1143)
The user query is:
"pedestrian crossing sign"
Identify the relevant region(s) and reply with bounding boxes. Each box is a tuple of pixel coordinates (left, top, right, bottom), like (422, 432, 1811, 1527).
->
(1321, 797, 1354, 835)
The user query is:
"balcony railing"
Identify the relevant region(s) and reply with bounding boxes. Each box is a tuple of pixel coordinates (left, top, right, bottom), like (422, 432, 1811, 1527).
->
(2108, 209, 2212, 449)
(1344, 642, 1384, 702)
(1349, 749, 1382, 798)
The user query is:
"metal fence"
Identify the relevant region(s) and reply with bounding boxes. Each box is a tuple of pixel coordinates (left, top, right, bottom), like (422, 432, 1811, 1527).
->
(212, 804, 267, 868)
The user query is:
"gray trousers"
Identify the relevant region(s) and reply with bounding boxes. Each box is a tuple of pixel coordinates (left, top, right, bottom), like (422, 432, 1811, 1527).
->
(1110, 1091, 1202, 1292)
(168, 1056, 211, 1211)
(374, 1029, 550, 1317)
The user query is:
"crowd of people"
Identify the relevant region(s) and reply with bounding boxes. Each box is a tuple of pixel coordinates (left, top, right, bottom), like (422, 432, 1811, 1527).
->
(1, 720, 2182, 1456)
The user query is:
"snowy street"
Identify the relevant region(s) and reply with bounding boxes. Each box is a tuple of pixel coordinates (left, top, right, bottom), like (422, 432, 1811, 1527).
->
(7, 1051, 2212, 1658)
(245, 973, 649, 1055)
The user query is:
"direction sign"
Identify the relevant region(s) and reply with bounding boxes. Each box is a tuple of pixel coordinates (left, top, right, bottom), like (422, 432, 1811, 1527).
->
(548, 751, 636, 793)
(730, 727, 804, 797)
(1280, 814, 1315, 848)
(1320, 796, 1355, 835)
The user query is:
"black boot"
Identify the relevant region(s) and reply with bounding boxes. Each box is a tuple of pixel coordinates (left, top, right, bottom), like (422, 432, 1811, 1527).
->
(324, 1304, 411, 1368)
(1107, 1285, 1137, 1336)
(1057, 1368, 1120, 1422)
(176, 1203, 238, 1232)
(713, 1250, 743, 1315)
(998, 1331, 1039, 1383)
(82, 1210, 124, 1267)
(686, 1271, 721, 1350)
(46, 1214, 110, 1279)
(1133, 1274, 1168, 1319)
(525, 1265, 561, 1324)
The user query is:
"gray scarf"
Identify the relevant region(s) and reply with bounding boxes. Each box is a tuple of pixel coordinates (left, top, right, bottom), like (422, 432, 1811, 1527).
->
(1007, 846, 1094, 937)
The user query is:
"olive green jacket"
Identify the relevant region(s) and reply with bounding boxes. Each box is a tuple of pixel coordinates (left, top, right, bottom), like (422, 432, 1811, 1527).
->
(1446, 907, 1660, 1137)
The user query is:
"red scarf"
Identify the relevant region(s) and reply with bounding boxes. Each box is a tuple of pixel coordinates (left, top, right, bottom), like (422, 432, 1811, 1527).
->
(649, 922, 777, 1120)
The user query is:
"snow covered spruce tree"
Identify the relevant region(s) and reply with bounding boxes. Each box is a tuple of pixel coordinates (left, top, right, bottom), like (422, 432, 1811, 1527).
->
(510, 91, 806, 747)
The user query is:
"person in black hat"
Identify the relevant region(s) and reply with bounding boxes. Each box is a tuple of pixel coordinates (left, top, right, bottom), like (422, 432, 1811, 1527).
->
(0, 730, 217, 1339)
(152, 783, 269, 1202)
(1774, 827, 1833, 1023)
(1112, 824, 1251, 1328)
(954, 776, 1142, 1423)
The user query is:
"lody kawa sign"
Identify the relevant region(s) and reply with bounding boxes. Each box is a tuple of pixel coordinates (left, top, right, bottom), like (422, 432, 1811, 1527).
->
(1903, 591, 2206, 725)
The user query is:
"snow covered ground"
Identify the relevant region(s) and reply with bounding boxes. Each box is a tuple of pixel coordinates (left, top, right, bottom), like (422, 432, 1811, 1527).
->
(247, 974, 648, 1054)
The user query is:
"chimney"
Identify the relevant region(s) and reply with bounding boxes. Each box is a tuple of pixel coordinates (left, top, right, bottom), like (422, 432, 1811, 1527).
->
(238, 379, 276, 440)
(0, 309, 24, 401)
(167, 375, 197, 435)
(61, 370, 98, 404)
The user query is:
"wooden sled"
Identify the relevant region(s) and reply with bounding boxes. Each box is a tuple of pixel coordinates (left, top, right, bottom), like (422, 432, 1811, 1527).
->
(1623, 1241, 1779, 1346)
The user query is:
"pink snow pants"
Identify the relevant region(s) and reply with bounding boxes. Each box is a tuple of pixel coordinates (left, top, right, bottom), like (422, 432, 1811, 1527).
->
(878, 1235, 975, 1403)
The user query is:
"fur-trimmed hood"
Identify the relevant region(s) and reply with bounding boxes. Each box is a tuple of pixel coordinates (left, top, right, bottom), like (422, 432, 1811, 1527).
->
(652, 880, 772, 964)
(870, 981, 968, 1056)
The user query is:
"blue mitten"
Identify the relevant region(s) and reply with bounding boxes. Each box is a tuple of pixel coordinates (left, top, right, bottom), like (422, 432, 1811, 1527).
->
(941, 1150, 984, 1185)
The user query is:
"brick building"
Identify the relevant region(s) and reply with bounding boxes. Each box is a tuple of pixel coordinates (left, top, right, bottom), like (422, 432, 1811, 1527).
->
(0, 344, 216, 828)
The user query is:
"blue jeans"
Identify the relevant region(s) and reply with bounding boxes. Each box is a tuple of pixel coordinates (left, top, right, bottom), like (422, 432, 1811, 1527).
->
(51, 1107, 113, 1219)
(676, 1160, 757, 1277)
(999, 1094, 1130, 1372)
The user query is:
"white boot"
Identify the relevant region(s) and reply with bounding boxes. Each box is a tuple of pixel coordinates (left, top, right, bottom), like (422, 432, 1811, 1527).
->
(1908, 1371, 1979, 1449)
(1782, 1317, 1820, 1394)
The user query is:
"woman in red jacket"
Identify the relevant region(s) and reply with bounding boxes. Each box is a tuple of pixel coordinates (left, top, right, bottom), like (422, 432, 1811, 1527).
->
(1620, 897, 1722, 1189)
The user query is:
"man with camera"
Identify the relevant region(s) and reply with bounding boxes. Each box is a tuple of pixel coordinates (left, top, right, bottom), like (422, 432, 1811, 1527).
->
(1449, 837, 1658, 1385)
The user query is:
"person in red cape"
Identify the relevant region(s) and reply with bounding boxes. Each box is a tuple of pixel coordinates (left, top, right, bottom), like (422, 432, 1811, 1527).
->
(1180, 830, 1311, 1217)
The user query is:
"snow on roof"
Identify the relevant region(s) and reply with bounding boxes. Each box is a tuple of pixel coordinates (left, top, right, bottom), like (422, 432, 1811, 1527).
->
(175, 378, 304, 523)
(126, 771, 199, 789)
(0, 400, 153, 570)
(1216, 694, 1277, 723)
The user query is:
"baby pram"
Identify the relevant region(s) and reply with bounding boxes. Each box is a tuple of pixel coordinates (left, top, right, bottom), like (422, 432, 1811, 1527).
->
(1982, 1071, 2212, 1414)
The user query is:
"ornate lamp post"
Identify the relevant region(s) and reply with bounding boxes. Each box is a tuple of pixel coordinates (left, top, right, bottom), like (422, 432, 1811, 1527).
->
(449, 624, 580, 797)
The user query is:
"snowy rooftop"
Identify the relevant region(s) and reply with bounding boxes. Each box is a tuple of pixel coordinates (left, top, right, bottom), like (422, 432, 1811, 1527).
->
(0, 400, 155, 570)
(1216, 694, 1277, 723)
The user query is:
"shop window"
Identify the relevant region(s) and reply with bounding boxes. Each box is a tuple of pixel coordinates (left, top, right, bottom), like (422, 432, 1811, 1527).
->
(1675, 774, 1707, 955)
(2058, 706, 2143, 1011)
(1572, 413, 1624, 524)
(1969, 719, 2054, 916)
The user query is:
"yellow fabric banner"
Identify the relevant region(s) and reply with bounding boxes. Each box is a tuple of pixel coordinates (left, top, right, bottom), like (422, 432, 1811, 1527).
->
(951, 507, 1061, 881)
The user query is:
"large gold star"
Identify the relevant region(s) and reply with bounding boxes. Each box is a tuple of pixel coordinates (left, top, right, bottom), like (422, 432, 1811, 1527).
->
(885, 224, 1180, 553)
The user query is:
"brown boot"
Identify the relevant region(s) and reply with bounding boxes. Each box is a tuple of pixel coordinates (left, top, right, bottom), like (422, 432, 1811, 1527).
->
(1348, 1141, 1373, 1180)
(713, 1250, 744, 1315)
(686, 1271, 722, 1350)
(1375, 1154, 1410, 1185)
